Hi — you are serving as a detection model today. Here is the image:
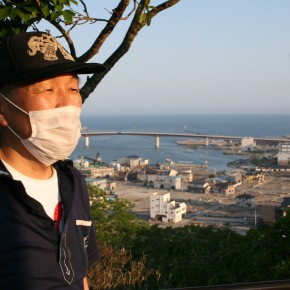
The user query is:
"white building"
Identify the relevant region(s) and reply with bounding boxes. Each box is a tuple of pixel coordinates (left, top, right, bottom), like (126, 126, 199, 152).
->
(137, 173, 182, 190)
(117, 155, 149, 168)
(73, 156, 90, 168)
(178, 170, 193, 182)
(240, 137, 256, 152)
(150, 192, 186, 223)
(153, 176, 182, 190)
(277, 142, 290, 165)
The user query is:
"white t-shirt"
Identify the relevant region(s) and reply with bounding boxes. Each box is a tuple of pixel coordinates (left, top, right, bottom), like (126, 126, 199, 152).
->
(2, 160, 61, 222)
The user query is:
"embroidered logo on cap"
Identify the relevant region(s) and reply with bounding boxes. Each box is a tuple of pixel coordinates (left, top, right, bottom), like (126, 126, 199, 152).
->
(27, 33, 74, 62)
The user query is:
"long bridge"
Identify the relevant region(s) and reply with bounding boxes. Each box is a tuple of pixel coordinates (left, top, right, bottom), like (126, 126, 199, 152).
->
(81, 131, 289, 148)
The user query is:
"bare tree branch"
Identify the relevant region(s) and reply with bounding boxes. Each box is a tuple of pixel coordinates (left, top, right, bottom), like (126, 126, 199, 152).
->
(78, 0, 131, 63)
(79, 0, 89, 16)
(50, 20, 77, 58)
(80, 0, 181, 102)
(48, 2, 108, 58)
(120, 0, 137, 20)
(151, 0, 180, 16)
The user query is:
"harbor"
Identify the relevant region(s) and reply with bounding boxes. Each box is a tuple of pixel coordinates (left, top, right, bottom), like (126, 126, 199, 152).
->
(74, 137, 290, 235)
(71, 114, 290, 234)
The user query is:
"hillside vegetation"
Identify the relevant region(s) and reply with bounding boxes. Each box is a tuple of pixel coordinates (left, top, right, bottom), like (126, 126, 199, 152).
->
(87, 185, 290, 290)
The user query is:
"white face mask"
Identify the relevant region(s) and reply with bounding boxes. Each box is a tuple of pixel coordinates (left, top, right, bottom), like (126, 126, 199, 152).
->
(1, 94, 81, 166)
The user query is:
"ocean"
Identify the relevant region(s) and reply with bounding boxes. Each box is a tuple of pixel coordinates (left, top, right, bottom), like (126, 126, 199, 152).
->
(70, 114, 290, 171)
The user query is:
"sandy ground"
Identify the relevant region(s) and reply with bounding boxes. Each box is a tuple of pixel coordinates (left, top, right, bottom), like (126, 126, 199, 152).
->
(114, 174, 290, 234)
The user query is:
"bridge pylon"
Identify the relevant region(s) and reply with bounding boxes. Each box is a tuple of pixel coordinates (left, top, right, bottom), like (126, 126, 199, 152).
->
(155, 136, 160, 148)
(85, 136, 89, 147)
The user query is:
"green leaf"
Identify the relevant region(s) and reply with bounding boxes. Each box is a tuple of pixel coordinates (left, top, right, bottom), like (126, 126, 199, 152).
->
(63, 9, 74, 24)
(23, 6, 39, 13)
(0, 7, 11, 19)
(58, 0, 69, 4)
(51, 10, 60, 21)
(13, 9, 32, 22)
(41, 4, 50, 18)
(56, 4, 63, 12)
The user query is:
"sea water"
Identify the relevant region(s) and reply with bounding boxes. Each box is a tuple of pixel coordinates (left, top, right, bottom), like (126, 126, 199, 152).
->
(70, 114, 290, 171)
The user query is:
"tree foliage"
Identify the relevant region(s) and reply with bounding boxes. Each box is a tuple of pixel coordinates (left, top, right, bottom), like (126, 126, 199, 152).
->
(88, 183, 290, 289)
(0, 0, 180, 102)
(87, 244, 160, 290)
(127, 215, 290, 289)
(88, 183, 147, 246)
(87, 184, 155, 289)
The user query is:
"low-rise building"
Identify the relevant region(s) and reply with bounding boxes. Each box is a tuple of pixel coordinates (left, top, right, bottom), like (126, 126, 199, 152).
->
(86, 177, 116, 191)
(153, 176, 182, 190)
(178, 170, 193, 182)
(277, 142, 290, 165)
(240, 137, 256, 152)
(258, 197, 290, 224)
(80, 167, 115, 178)
(226, 172, 243, 183)
(137, 173, 182, 190)
(117, 155, 149, 168)
(150, 192, 186, 223)
(236, 193, 255, 207)
(137, 173, 164, 183)
(74, 157, 90, 168)
(188, 179, 211, 194)
(208, 177, 235, 195)
(258, 205, 283, 225)
(221, 184, 235, 195)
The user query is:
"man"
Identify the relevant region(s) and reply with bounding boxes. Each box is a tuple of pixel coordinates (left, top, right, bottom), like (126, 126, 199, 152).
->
(0, 31, 106, 290)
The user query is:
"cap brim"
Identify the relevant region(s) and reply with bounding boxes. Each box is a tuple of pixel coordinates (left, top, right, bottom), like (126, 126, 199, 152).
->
(5, 62, 107, 84)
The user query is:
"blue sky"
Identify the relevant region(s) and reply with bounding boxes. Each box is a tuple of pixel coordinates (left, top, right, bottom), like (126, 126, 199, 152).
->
(44, 1, 290, 115)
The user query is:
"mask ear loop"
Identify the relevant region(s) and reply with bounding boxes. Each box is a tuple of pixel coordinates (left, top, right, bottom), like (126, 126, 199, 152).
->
(6, 124, 23, 141)
(0, 93, 29, 115)
(0, 93, 28, 141)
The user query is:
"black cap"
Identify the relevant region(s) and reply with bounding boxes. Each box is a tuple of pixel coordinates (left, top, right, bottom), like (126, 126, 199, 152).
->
(0, 31, 106, 86)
